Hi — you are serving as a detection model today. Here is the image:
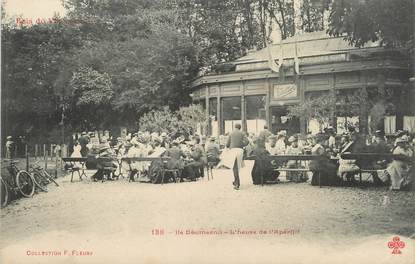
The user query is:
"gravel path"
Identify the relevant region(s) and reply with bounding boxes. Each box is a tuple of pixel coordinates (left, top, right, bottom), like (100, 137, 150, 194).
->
(1, 161, 414, 264)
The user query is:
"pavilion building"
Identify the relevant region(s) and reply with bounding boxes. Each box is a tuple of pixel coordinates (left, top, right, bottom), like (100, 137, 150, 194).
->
(190, 31, 414, 136)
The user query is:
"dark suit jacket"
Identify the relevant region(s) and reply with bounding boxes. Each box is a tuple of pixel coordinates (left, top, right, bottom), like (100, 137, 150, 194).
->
(166, 146, 184, 169)
(226, 130, 248, 149)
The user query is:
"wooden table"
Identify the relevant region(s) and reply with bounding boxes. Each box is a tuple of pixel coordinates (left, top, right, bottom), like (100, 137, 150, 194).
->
(340, 153, 414, 162)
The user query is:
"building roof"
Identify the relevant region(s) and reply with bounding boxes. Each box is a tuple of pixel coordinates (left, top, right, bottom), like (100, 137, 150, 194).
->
(235, 31, 381, 64)
(191, 31, 409, 88)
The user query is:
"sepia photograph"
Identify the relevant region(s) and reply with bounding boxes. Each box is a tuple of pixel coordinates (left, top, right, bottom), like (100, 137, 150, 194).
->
(0, 0, 414, 263)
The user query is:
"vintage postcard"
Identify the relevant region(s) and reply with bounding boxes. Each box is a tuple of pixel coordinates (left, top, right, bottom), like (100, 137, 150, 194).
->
(1, 0, 414, 263)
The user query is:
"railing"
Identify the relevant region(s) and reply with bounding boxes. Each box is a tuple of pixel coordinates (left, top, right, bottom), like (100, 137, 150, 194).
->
(2, 144, 69, 177)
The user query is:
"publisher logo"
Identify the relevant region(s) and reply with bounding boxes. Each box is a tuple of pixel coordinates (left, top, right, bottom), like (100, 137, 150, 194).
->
(387, 236, 405, 254)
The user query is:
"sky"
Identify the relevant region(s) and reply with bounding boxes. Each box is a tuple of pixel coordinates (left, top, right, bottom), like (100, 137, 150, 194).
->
(3, 0, 66, 20)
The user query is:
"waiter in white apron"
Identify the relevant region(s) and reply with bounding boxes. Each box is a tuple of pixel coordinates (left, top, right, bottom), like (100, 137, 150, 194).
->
(225, 123, 248, 190)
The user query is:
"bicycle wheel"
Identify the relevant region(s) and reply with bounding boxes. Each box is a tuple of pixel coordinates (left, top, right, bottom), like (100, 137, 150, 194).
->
(42, 170, 59, 187)
(16, 170, 35, 198)
(32, 171, 48, 192)
(1, 178, 9, 208)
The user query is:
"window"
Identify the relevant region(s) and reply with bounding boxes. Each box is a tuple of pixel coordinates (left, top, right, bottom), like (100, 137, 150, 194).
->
(221, 97, 241, 134)
(403, 116, 415, 133)
(384, 116, 396, 134)
(246, 95, 266, 135)
(209, 98, 218, 136)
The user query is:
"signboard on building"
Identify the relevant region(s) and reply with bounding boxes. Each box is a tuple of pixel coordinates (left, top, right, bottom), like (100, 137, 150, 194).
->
(273, 83, 297, 99)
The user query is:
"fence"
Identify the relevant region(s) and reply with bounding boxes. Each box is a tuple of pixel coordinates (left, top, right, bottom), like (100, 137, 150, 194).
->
(3, 143, 69, 177)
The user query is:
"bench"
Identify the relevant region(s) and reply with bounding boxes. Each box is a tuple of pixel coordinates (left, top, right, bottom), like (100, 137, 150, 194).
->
(270, 155, 329, 187)
(340, 153, 414, 185)
(246, 155, 328, 187)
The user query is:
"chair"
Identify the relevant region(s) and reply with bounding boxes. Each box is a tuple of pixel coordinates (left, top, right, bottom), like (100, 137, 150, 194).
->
(97, 157, 117, 182)
(69, 166, 82, 182)
(163, 169, 181, 183)
(206, 162, 216, 180)
(101, 166, 117, 182)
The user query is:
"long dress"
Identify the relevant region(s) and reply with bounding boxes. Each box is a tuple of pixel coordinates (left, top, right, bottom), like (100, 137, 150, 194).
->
(70, 145, 82, 167)
(250, 146, 277, 185)
(386, 147, 413, 190)
(71, 145, 82, 158)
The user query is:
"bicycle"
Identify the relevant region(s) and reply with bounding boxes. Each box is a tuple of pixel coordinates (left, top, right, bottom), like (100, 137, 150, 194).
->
(1, 159, 35, 208)
(29, 161, 59, 192)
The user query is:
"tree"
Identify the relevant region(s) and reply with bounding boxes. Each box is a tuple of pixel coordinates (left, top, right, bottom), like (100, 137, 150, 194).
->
(2, 0, 329, 142)
(70, 67, 113, 106)
(300, 0, 327, 33)
(287, 93, 335, 131)
(1, 20, 83, 143)
(177, 104, 207, 136)
(138, 104, 206, 138)
(69, 67, 114, 129)
(327, 0, 414, 48)
(266, 0, 295, 40)
(138, 107, 180, 135)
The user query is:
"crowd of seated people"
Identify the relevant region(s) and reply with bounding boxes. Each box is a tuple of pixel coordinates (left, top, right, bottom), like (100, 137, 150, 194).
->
(248, 125, 414, 190)
(67, 126, 414, 190)
(69, 131, 218, 183)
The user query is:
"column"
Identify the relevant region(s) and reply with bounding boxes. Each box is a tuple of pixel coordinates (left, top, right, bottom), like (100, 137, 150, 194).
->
(217, 84, 221, 137)
(330, 73, 336, 129)
(359, 72, 369, 135)
(265, 78, 271, 129)
(241, 81, 247, 132)
(205, 85, 210, 136)
(299, 77, 307, 134)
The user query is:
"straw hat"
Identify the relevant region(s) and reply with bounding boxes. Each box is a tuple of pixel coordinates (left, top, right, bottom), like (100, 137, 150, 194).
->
(396, 135, 409, 143)
(6, 136, 12, 140)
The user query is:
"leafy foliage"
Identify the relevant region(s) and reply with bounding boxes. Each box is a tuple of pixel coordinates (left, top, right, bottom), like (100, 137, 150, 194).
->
(71, 67, 113, 106)
(327, 0, 414, 47)
(2, 0, 355, 142)
(287, 93, 335, 127)
(138, 104, 207, 138)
